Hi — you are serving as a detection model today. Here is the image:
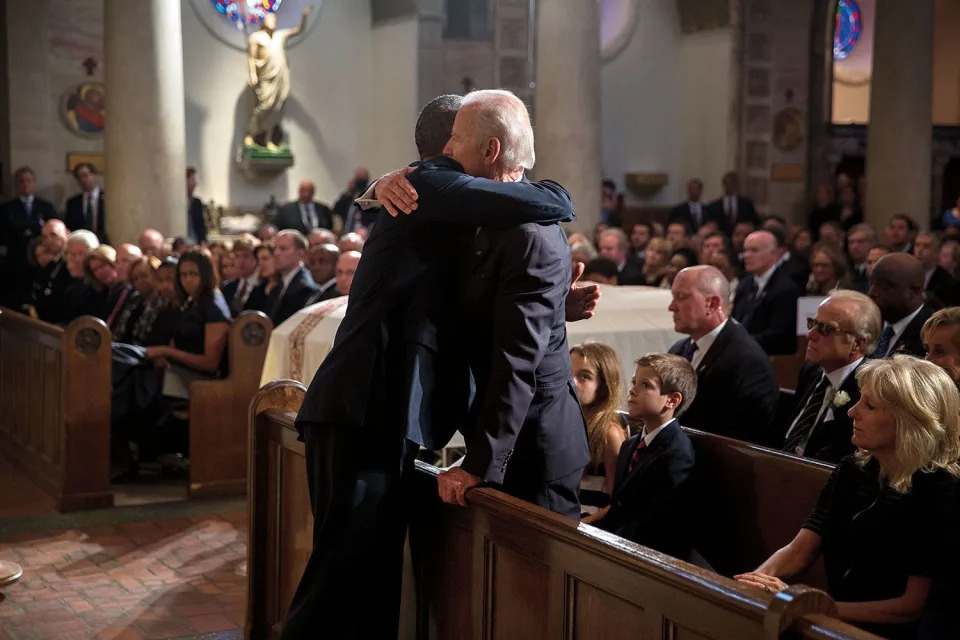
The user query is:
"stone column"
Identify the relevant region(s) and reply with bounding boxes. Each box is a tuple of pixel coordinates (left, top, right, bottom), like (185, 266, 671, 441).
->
(534, 0, 602, 234)
(104, 0, 187, 244)
(864, 0, 934, 231)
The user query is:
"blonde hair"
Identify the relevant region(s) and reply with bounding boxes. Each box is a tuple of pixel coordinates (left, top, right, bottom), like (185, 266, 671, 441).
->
(571, 342, 627, 467)
(921, 306, 960, 344)
(855, 355, 960, 493)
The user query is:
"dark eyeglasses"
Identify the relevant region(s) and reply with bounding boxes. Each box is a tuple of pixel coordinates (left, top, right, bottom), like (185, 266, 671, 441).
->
(806, 317, 855, 337)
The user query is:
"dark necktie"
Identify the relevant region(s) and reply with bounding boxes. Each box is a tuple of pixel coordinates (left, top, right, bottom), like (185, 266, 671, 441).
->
(85, 193, 96, 231)
(681, 341, 699, 362)
(626, 437, 648, 474)
(784, 375, 830, 455)
(23, 198, 32, 216)
(871, 325, 896, 359)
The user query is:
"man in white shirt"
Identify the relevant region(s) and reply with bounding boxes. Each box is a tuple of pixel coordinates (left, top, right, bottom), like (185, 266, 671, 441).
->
(706, 171, 759, 234)
(782, 291, 881, 462)
(667, 265, 779, 445)
(64, 163, 107, 243)
(868, 253, 932, 358)
(669, 178, 706, 233)
(221, 234, 261, 316)
(275, 180, 334, 233)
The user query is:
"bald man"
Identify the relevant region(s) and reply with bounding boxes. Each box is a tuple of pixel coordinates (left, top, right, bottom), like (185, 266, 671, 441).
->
(139, 229, 164, 258)
(732, 230, 801, 355)
(275, 180, 334, 233)
(868, 252, 933, 358)
(31, 220, 75, 323)
(667, 266, 779, 445)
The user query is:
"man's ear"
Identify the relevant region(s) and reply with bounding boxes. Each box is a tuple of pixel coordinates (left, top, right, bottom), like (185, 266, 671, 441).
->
(483, 137, 502, 165)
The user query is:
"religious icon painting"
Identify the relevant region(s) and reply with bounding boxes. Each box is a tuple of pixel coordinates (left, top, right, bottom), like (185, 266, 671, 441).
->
(60, 82, 105, 139)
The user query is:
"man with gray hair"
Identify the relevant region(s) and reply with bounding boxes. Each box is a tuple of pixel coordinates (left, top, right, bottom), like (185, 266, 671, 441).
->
(781, 290, 880, 462)
(286, 93, 592, 640)
(846, 223, 876, 292)
(667, 265, 779, 445)
(598, 227, 644, 285)
(914, 230, 960, 308)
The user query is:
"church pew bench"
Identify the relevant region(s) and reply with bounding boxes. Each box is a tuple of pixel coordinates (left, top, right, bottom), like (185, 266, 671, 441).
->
(770, 337, 808, 390)
(685, 428, 834, 590)
(186, 310, 272, 497)
(245, 382, 877, 640)
(0, 308, 113, 511)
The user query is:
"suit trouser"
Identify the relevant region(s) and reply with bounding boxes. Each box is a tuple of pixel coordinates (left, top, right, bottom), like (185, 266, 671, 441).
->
(280, 423, 417, 640)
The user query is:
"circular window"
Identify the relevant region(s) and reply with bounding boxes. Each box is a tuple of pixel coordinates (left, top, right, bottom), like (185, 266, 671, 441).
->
(833, 0, 862, 60)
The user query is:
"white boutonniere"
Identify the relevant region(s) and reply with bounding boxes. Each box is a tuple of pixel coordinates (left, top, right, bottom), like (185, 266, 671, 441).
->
(829, 390, 851, 409)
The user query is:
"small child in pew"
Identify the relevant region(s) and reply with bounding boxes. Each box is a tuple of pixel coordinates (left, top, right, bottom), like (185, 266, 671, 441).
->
(582, 353, 697, 561)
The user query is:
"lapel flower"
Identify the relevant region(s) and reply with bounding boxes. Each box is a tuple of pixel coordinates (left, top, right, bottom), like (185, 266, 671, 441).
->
(830, 389, 851, 409)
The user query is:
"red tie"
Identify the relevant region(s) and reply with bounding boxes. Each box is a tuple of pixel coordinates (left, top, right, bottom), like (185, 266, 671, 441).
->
(626, 438, 648, 473)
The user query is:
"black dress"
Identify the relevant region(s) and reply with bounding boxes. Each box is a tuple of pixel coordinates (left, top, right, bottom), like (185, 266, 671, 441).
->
(803, 455, 958, 640)
(172, 292, 231, 364)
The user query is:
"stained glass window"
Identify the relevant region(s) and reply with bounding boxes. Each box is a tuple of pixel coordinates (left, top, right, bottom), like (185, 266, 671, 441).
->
(211, 0, 284, 26)
(833, 0, 862, 60)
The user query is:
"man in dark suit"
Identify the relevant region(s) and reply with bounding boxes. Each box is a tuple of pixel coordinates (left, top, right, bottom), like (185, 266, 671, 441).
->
(0, 166, 58, 307)
(332, 167, 370, 228)
(667, 266, 779, 446)
(284, 94, 595, 640)
(868, 253, 933, 358)
(186, 167, 207, 245)
(30, 220, 73, 322)
(781, 291, 880, 462)
(220, 234, 260, 316)
(264, 230, 317, 326)
(586, 353, 697, 560)
(914, 231, 960, 308)
(732, 230, 801, 355)
(304, 243, 340, 301)
(274, 180, 334, 234)
(669, 178, 707, 233)
(63, 162, 107, 243)
(706, 171, 760, 235)
(598, 227, 645, 285)
(846, 224, 875, 293)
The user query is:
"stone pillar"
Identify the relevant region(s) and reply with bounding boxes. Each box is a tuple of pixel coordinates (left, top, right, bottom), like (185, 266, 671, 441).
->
(534, 0, 602, 234)
(104, 0, 187, 244)
(864, 0, 934, 231)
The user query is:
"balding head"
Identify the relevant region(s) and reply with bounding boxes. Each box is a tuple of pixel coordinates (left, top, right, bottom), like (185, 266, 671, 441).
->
(869, 253, 926, 323)
(743, 230, 779, 275)
(41, 219, 68, 254)
(116, 243, 142, 281)
(443, 89, 535, 179)
(139, 229, 164, 258)
(307, 228, 337, 248)
(298, 180, 316, 204)
(335, 250, 362, 295)
(668, 265, 729, 340)
(338, 232, 364, 254)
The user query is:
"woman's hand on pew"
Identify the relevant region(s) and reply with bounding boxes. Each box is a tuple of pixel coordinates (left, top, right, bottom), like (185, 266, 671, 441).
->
(732, 572, 788, 594)
(580, 506, 609, 525)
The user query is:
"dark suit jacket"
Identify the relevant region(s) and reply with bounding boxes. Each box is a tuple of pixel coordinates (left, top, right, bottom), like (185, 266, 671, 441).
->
(926, 266, 960, 309)
(266, 266, 318, 326)
(887, 304, 934, 358)
(808, 205, 839, 238)
(458, 222, 590, 484)
(188, 196, 208, 245)
(850, 263, 869, 293)
(618, 258, 646, 286)
(779, 253, 810, 292)
(596, 420, 696, 559)
(781, 361, 862, 463)
(275, 200, 334, 233)
(297, 156, 577, 455)
(705, 195, 760, 234)
(0, 196, 57, 305)
(64, 190, 108, 243)
(306, 280, 341, 305)
(732, 265, 800, 355)
(668, 202, 705, 233)
(668, 319, 780, 446)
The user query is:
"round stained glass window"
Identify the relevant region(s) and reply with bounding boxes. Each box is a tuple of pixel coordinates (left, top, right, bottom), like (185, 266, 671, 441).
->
(833, 0, 862, 60)
(211, 0, 284, 26)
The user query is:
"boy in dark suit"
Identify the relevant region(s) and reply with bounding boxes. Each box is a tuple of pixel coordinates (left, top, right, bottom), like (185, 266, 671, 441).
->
(585, 353, 697, 560)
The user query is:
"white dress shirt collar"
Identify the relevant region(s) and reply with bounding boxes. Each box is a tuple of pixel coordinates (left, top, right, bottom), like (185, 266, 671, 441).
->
(280, 265, 300, 293)
(691, 318, 728, 368)
(887, 304, 924, 348)
(754, 263, 778, 295)
(825, 357, 863, 390)
(641, 417, 677, 447)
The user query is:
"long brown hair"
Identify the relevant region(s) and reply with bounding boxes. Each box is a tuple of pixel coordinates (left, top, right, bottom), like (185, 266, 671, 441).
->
(571, 342, 627, 467)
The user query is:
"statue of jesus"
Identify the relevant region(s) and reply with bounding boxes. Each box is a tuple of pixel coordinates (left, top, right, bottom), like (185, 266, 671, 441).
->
(245, 6, 311, 150)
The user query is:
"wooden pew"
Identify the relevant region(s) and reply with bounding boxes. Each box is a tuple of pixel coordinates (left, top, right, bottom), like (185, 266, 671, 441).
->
(685, 428, 833, 589)
(246, 382, 878, 640)
(0, 309, 113, 511)
(187, 310, 272, 497)
(771, 337, 808, 390)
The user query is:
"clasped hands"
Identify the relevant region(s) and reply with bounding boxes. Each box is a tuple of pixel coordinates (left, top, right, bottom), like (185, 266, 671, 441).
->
(733, 571, 789, 595)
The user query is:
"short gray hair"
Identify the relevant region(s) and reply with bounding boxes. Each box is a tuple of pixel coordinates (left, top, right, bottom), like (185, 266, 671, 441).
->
(67, 229, 99, 251)
(827, 289, 882, 354)
(463, 89, 535, 170)
(599, 228, 628, 251)
(847, 223, 877, 244)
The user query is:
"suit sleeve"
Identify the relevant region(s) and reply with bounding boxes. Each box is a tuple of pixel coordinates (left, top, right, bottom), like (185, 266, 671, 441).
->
(407, 169, 575, 226)
(460, 232, 563, 483)
(750, 287, 798, 354)
(734, 355, 779, 445)
(629, 446, 696, 558)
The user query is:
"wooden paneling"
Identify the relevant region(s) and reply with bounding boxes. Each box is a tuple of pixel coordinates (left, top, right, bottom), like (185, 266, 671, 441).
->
(246, 388, 881, 640)
(0, 309, 112, 512)
(188, 310, 272, 498)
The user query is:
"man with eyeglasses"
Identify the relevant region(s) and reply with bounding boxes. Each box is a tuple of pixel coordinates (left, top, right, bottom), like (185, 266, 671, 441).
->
(781, 290, 881, 462)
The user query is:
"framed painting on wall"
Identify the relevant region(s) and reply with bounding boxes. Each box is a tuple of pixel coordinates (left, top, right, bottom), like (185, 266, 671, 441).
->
(66, 153, 106, 174)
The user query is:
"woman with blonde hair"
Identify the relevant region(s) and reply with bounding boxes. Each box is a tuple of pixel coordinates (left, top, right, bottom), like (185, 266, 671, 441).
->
(921, 306, 960, 386)
(736, 355, 960, 639)
(642, 238, 673, 287)
(570, 342, 628, 508)
(806, 241, 851, 295)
